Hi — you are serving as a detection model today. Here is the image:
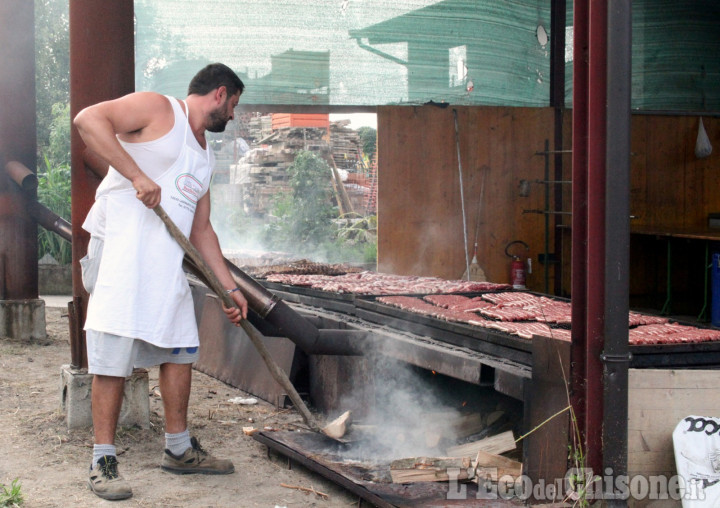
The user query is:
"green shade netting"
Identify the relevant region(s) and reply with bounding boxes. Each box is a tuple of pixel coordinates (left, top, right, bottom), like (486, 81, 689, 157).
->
(135, 0, 720, 111)
(135, 0, 552, 107)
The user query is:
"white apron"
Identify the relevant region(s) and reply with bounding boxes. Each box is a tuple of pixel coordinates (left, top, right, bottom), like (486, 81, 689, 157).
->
(84, 101, 212, 348)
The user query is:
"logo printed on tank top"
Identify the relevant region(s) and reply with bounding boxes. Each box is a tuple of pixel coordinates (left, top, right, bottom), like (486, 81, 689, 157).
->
(175, 173, 203, 203)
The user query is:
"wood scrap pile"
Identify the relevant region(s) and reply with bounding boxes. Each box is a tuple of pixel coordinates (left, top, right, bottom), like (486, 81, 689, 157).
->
(387, 416, 523, 486)
(229, 126, 329, 216)
(329, 120, 362, 170)
(246, 114, 273, 143)
(229, 119, 365, 217)
(326, 408, 523, 489)
(242, 259, 363, 279)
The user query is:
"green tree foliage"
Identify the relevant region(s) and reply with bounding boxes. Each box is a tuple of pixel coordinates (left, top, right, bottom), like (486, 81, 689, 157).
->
(35, 0, 69, 159)
(34, 0, 71, 263)
(263, 151, 377, 264)
(264, 151, 336, 255)
(46, 102, 71, 167)
(357, 126, 377, 162)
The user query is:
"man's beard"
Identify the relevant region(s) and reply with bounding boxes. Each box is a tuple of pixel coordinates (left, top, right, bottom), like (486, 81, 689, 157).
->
(207, 107, 230, 133)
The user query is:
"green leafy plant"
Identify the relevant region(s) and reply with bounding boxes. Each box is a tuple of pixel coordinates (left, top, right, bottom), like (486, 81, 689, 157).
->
(264, 151, 336, 254)
(37, 155, 72, 264)
(262, 150, 378, 265)
(35, 0, 69, 157)
(335, 213, 377, 245)
(46, 102, 71, 167)
(357, 126, 377, 163)
(0, 478, 23, 507)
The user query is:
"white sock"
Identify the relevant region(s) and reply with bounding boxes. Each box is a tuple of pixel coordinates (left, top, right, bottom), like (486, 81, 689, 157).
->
(165, 429, 191, 456)
(92, 444, 116, 467)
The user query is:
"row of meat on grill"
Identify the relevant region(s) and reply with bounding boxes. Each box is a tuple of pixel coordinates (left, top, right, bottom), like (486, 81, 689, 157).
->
(265, 271, 511, 294)
(264, 271, 720, 345)
(376, 292, 720, 345)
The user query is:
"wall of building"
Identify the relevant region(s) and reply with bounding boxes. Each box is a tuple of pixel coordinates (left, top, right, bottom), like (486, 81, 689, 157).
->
(378, 106, 720, 311)
(377, 105, 558, 292)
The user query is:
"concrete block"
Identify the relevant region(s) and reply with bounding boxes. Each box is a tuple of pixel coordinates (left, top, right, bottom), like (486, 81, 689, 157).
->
(38, 264, 72, 295)
(61, 365, 150, 430)
(0, 299, 46, 341)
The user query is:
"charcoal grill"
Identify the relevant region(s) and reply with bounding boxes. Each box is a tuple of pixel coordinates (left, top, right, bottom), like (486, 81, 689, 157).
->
(193, 273, 720, 507)
(260, 280, 720, 369)
(254, 430, 526, 508)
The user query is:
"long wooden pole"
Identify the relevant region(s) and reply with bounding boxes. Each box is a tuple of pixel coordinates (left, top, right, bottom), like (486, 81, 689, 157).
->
(153, 205, 321, 432)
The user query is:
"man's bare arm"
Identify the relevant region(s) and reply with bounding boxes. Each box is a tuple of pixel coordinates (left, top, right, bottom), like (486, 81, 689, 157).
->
(73, 92, 172, 208)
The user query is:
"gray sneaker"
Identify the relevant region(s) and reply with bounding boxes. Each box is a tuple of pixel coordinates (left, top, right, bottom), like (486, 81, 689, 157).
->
(88, 455, 133, 501)
(161, 437, 234, 475)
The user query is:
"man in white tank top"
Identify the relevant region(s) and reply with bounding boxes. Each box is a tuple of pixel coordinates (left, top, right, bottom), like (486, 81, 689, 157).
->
(74, 63, 248, 501)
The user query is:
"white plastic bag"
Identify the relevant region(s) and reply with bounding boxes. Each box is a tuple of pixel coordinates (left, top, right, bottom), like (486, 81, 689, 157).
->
(696, 117, 713, 159)
(673, 415, 720, 507)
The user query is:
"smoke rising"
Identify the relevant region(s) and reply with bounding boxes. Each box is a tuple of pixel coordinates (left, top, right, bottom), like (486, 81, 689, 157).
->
(333, 342, 468, 463)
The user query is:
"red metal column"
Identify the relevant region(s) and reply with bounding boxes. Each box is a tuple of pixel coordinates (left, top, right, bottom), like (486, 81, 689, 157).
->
(570, 0, 590, 468)
(584, 0, 608, 474)
(0, 0, 38, 301)
(69, 0, 134, 368)
(573, 0, 608, 475)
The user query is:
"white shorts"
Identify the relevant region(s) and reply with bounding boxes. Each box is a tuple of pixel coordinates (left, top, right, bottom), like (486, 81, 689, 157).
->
(82, 236, 199, 377)
(86, 329, 198, 377)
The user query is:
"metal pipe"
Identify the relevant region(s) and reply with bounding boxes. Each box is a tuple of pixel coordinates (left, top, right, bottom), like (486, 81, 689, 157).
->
(570, 0, 590, 467)
(585, 0, 609, 473)
(5, 161, 38, 192)
(263, 299, 368, 355)
(5, 161, 71, 242)
(246, 304, 367, 356)
(26, 201, 72, 242)
(603, 0, 632, 498)
(185, 250, 365, 356)
(224, 259, 279, 318)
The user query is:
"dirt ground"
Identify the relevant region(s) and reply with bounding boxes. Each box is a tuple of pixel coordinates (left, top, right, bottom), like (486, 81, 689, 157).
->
(0, 304, 361, 507)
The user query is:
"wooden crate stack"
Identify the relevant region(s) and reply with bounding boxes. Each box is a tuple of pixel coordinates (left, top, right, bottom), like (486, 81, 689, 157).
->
(330, 119, 362, 170)
(229, 116, 366, 217)
(230, 126, 330, 216)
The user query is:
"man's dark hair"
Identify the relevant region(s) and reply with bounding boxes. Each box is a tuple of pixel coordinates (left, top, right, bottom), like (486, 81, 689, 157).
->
(188, 63, 245, 97)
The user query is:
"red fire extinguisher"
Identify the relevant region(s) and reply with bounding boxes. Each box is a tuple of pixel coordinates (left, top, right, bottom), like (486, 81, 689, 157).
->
(505, 241, 530, 290)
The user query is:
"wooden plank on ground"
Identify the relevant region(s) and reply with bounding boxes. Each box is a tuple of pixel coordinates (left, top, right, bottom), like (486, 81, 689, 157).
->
(446, 430, 516, 457)
(472, 450, 523, 481)
(390, 456, 473, 484)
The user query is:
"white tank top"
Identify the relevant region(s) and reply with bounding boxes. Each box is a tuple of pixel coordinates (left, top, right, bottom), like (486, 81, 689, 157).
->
(83, 96, 214, 347)
(82, 96, 214, 238)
